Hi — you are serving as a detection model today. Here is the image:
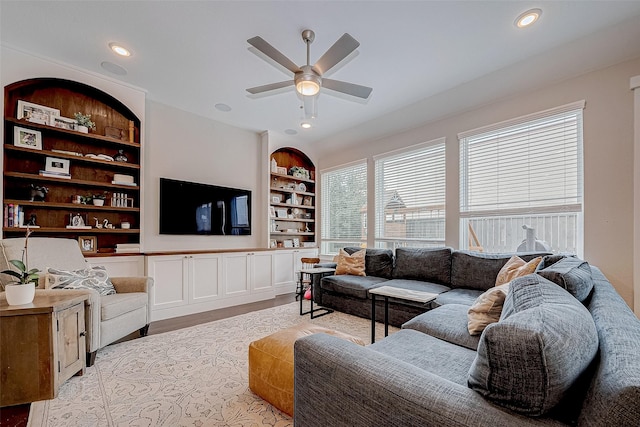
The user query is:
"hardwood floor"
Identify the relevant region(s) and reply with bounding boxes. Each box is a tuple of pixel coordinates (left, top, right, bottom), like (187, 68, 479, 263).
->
(0, 293, 297, 427)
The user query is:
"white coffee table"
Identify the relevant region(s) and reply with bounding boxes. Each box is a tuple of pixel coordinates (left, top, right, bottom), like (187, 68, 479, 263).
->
(369, 286, 438, 342)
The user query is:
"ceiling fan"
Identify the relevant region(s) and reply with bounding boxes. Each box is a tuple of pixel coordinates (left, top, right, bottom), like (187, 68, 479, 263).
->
(246, 29, 373, 117)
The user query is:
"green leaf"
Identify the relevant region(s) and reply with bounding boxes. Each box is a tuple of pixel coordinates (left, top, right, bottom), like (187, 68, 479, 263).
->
(27, 273, 39, 283)
(1, 270, 23, 279)
(27, 268, 40, 275)
(8, 259, 26, 272)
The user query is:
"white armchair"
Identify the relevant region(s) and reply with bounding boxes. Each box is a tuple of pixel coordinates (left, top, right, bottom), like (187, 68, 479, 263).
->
(0, 237, 152, 366)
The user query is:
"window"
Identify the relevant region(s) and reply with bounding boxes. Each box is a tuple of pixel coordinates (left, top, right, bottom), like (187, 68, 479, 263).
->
(320, 161, 367, 255)
(374, 139, 446, 249)
(459, 101, 584, 255)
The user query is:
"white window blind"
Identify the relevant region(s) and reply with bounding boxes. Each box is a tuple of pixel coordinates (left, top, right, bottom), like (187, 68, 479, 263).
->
(459, 101, 584, 254)
(320, 161, 367, 255)
(374, 139, 445, 249)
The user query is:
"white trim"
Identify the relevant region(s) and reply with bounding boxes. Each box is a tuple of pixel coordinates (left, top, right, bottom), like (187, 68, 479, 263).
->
(631, 75, 640, 317)
(372, 137, 446, 161)
(460, 204, 583, 218)
(457, 100, 585, 140)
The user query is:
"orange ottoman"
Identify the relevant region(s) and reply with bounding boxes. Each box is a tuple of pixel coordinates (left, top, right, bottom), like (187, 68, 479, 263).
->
(248, 322, 366, 416)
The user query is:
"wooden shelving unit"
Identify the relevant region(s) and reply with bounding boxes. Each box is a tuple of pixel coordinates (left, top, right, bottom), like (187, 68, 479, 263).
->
(3, 78, 142, 253)
(269, 147, 316, 248)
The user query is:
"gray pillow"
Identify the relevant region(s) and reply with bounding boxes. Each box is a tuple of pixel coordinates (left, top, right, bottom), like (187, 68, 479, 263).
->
(344, 247, 394, 279)
(468, 274, 598, 416)
(47, 265, 116, 295)
(392, 247, 452, 285)
(537, 257, 593, 303)
(450, 251, 550, 291)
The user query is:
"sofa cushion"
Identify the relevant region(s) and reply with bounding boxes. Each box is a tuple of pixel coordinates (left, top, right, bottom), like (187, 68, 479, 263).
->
(46, 265, 116, 296)
(433, 288, 484, 307)
(467, 283, 510, 335)
(495, 255, 542, 286)
(403, 304, 481, 350)
(450, 250, 549, 291)
(344, 247, 394, 279)
(101, 292, 148, 321)
(321, 275, 388, 299)
(369, 329, 477, 386)
(392, 247, 452, 285)
(468, 274, 599, 416)
(335, 248, 366, 276)
(376, 279, 450, 296)
(537, 257, 593, 303)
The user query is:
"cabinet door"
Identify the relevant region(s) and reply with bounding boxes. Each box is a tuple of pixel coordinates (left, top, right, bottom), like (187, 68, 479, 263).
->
(273, 250, 295, 294)
(251, 252, 273, 292)
(56, 302, 85, 388)
(146, 255, 188, 309)
(190, 254, 221, 303)
(223, 253, 250, 296)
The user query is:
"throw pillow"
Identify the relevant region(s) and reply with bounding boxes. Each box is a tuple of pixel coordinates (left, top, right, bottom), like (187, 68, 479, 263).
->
(495, 255, 542, 286)
(537, 257, 593, 303)
(335, 249, 366, 276)
(467, 283, 510, 335)
(46, 265, 116, 295)
(468, 274, 599, 416)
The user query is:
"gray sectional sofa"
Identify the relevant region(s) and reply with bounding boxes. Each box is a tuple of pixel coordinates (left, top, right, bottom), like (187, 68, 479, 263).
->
(316, 247, 550, 325)
(295, 249, 640, 426)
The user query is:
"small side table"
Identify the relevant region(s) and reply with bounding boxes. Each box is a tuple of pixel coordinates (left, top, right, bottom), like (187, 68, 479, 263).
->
(369, 286, 438, 343)
(0, 292, 88, 406)
(298, 267, 335, 319)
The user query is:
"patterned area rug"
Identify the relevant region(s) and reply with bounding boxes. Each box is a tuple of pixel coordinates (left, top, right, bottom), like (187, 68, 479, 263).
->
(28, 301, 395, 427)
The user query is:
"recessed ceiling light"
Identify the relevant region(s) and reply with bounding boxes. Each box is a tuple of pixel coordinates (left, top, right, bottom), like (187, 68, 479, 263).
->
(515, 9, 542, 28)
(214, 103, 232, 112)
(300, 122, 312, 129)
(284, 129, 298, 135)
(101, 61, 127, 76)
(109, 42, 131, 57)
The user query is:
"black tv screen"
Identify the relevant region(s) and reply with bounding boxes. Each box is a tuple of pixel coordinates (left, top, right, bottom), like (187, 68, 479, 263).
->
(159, 178, 251, 235)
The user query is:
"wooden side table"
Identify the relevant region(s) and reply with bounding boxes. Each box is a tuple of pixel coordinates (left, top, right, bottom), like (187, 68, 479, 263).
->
(0, 292, 88, 406)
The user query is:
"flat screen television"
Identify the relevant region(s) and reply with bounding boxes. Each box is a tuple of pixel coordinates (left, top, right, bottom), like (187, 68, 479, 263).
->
(159, 178, 251, 235)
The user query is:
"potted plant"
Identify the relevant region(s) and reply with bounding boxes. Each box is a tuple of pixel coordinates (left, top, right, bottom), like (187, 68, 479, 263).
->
(74, 112, 96, 133)
(1, 228, 40, 305)
(86, 191, 108, 206)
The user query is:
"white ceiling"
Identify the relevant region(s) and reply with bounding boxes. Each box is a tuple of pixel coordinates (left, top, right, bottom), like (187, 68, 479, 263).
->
(2, 1, 640, 147)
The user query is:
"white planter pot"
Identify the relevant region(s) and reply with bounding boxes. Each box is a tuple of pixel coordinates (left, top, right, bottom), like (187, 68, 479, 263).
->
(4, 282, 36, 305)
(93, 199, 105, 206)
(77, 125, 88, 134)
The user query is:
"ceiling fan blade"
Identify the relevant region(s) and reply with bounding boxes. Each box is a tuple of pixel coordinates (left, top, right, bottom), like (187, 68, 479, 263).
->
(246, 80, 294, 95)
(247, 36, 300, 74)
(313, 33, 360, 75)
(322, 78, 372, 99)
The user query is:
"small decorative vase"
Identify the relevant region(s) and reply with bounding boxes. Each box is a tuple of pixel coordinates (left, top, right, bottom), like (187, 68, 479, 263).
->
(77, 125, 89, 134)
(114, 149, 128, 162)
(5, 283, 36, 305)
(93, 199, 105, 206)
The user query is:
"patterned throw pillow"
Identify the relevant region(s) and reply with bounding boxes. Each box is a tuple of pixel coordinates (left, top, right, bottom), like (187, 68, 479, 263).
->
(495, 255, 542, 286)
(46, 265, 116, 295)
(467, 283, 510, 335)
(335, 248, 366, 276)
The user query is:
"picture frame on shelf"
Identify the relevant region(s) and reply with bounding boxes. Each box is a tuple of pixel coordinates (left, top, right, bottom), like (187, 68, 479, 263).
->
(78, 236, 97, 254)
(283, 239, 294, 248)
(50, 116, 77, 130)
(269, 206, 276, 218)
(293, 238, 300, 248)
(276, 208, 288, 218)
(303, 196, 312, 206)
(13, 126, 42, 150)
(269, 239, 277, 248)
(16, 100, 60, 125)
(271, 194, 281, 204)
(276, 166, 287, 175)
(45, 156, 70, 174)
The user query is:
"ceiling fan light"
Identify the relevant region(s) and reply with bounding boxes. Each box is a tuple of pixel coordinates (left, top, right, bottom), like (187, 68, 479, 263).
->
(301, 122, 312, 129)
(296, 80, 320, 96)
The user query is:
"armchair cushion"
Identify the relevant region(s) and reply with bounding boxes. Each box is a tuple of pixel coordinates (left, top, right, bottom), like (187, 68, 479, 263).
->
(101, 292, 148, 321)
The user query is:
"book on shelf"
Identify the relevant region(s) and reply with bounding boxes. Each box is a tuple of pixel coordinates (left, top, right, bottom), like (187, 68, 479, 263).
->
(39, 170, 71, 179)
(65, 225, 92, 229)
(4, 204, 27, 228)
(116, 243, 140, 253)
(112, 181, 137, 186)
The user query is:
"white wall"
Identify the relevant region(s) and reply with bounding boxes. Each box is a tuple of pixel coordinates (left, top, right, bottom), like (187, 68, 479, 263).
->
(143, 100, 263, 252)
(318, 56, 640, 309)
